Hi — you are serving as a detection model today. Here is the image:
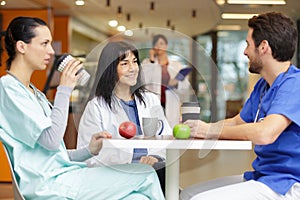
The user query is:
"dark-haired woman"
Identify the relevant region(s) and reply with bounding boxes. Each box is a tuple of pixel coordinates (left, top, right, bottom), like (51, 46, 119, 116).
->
(0, 16, 165, 199)
(77, 41, 172, 194)
(142, 34, 190, 128)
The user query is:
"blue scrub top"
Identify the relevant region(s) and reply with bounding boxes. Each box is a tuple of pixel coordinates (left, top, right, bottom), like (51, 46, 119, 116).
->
(119, 99, 148, 163)
(240, 65, 300, 195)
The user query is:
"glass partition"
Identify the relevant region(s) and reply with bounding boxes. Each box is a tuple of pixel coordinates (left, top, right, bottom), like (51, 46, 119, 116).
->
(195, 30, 249, 121)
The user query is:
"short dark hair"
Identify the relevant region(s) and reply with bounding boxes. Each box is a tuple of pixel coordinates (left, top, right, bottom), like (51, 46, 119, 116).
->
(248, 12, 298, 62)
(152, 34, 168, 47)
(4, 16, 47, 70)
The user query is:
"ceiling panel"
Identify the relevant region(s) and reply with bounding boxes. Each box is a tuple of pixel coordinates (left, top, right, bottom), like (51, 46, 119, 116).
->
(1, 0, 300, 40)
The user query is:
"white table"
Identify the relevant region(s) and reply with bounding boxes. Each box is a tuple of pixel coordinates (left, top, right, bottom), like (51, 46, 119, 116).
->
(103, 135, 252, 200)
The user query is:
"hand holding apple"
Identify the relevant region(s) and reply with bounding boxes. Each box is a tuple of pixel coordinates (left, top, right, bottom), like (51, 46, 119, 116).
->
(173, 123, 190, 139)
(119, 121, 137, 139)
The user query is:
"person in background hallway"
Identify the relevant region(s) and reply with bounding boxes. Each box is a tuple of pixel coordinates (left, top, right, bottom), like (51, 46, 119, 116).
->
(0, 16, 165, 200)
(142, 34, 190, 128)
(180, 11, 300, 200)
(77, 41, 172, 195)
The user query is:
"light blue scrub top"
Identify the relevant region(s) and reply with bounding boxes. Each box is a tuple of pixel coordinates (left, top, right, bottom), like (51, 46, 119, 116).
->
(240, 65, 300, 195)
(0, 75, 86, 198)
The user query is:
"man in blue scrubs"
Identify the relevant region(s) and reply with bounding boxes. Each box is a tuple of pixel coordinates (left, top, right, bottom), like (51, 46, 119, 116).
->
(181, 12, 300, 200)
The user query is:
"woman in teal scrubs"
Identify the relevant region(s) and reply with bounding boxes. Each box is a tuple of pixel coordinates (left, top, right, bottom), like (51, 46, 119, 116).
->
(0, 16, 164, 200)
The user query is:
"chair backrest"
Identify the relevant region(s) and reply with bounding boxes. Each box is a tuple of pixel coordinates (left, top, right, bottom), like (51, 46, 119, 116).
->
(2, 143, 25, 200)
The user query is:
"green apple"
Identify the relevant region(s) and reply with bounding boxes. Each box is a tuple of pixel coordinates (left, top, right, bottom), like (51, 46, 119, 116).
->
(173, 124, 190, 139)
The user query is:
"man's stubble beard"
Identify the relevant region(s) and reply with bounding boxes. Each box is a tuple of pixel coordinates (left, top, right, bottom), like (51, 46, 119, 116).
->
(248, 50, 263, 74)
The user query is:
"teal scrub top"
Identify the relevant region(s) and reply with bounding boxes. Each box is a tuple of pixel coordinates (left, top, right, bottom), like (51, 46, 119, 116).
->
(0, 75, 86, 199)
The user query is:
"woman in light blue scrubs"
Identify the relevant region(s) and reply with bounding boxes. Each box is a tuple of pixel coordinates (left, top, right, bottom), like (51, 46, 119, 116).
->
(0, 16, 165, 200)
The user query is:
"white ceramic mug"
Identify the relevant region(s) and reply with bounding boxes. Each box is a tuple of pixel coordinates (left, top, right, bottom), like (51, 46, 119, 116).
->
(142, 117, 164, 137)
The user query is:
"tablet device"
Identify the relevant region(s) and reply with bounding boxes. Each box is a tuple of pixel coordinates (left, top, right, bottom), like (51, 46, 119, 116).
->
(175, 67, 193, 81)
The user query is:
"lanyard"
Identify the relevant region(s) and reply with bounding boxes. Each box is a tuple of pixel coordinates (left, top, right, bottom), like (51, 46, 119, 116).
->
(254, 65, 292, 123)
(254, 84, 268, 123)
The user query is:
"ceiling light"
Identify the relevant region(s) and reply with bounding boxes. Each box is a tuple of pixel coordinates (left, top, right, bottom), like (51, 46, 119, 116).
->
(75, 0, 85, 6)
(108, 20, 118, 27)
(216, 25, 242, 30)
(124, 30, 134, 37)
(222, 13, 258, 19)
(117, 25, 126, 32)
(0, 0, 6, 6)
(227, 0, 286, 5)
(217, 32, 230, 37)
(216, 0, 225, 5)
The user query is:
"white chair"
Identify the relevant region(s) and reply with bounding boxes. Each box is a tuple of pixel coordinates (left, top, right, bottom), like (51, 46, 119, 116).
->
(2, 143, 25, 200)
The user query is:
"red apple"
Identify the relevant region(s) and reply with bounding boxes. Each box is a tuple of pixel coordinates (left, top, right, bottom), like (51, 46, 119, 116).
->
(119, 121, 137, 139)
